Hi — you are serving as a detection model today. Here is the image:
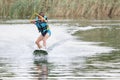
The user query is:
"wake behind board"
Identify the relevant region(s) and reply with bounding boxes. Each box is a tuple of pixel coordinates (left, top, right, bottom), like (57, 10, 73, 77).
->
(33, 50, 48, 56)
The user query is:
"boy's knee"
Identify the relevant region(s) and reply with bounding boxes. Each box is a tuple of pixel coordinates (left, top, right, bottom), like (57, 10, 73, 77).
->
(35, 41, 39, 44)
(43, 39, 46, 42)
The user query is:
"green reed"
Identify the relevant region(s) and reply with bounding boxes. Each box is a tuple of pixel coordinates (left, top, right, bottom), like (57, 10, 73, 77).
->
(0, 0, 120, 19)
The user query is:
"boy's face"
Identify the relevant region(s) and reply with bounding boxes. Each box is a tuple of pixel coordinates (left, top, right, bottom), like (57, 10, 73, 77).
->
(40, 13, 44, 17)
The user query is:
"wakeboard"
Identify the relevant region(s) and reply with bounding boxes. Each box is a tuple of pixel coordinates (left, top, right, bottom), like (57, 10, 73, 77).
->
(33, 50, 48, 56)
(33, 50, 48, 62)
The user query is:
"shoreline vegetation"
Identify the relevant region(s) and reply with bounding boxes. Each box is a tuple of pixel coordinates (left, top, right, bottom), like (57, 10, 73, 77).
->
(0, 0, 120, 19)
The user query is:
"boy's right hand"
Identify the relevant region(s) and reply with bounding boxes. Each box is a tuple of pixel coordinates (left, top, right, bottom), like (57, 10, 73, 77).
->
(30, 20, 35, 24)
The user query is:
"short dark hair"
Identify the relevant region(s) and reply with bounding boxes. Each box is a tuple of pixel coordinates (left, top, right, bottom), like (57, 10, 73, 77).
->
(39, 12, 43, 14)
(39, 12, 44, 16)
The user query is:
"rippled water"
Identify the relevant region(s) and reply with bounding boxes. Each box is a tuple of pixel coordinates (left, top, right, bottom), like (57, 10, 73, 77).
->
(0, 20, 120, 80)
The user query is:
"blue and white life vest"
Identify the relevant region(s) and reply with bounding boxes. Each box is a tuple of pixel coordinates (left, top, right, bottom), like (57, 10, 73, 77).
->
(35, 16, 48, 32)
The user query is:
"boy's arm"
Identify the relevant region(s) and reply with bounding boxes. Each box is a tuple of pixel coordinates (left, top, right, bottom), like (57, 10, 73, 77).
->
(30, 20, 36, 24)
(30, 16, 39, 24)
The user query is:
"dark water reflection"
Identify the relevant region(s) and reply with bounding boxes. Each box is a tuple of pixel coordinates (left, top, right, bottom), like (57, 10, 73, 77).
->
(73, 21, 120, 79)
(0, 20, 120, 80)
(32, 55, 48, 80)
(74, 27, 120, 48)
(0, 58, 15, 78)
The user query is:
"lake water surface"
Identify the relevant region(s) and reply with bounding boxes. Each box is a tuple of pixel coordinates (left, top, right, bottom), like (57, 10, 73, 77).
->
(0, 20, 120, 80)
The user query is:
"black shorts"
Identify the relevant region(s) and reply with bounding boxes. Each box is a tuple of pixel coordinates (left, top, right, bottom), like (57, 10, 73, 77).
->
(41, 30, 47, 36)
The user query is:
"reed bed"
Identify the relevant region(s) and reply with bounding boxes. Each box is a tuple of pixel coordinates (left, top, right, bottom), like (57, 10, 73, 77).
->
(0, 0, 120, 19)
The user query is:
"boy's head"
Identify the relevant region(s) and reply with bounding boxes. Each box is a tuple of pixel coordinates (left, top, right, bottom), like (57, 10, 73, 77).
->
(39, 12, 44, 17)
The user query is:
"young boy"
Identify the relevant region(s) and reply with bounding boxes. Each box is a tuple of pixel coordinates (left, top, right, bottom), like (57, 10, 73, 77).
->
(31, 12, 51, 50)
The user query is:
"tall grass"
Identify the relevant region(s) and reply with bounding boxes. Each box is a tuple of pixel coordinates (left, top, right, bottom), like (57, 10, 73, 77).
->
(0, 0, 120, 19)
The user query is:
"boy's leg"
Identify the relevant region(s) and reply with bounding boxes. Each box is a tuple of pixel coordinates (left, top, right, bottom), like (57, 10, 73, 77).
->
(43, 34, 50, 48)
(35, 35, 43, 49)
